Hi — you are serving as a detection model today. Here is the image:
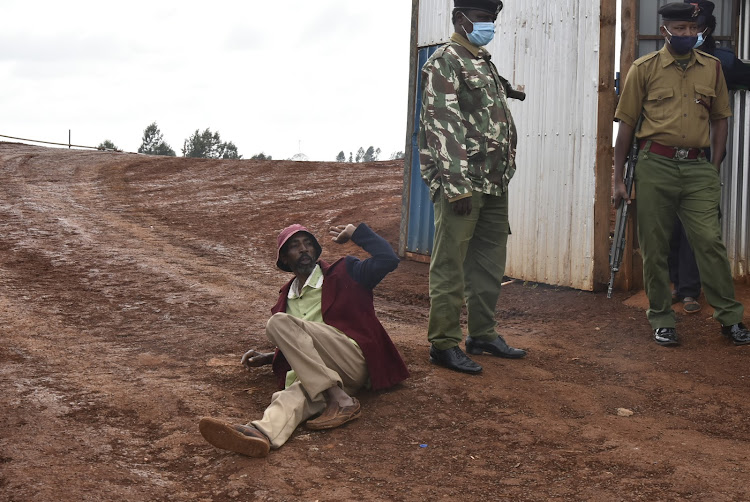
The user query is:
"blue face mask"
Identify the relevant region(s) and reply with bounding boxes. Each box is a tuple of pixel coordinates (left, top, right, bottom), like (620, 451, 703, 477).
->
(461, 12, 495, 47)
(664, 27, 698, 55)
(693, 29, 706, 49)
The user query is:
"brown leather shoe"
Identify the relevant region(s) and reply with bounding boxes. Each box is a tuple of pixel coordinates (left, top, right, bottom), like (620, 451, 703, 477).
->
(305, 398, 361, 430)
(682, 297, 701, 314)
(199, 417, 270, 457)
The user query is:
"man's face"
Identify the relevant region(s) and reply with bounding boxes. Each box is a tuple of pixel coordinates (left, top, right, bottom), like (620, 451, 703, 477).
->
(281, 232, 317, 276)
(457, 8, 497, 33)
(661, 20, 699, 37)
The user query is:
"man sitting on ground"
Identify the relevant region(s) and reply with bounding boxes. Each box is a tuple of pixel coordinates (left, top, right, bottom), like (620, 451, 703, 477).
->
(199, 223, 410, 457)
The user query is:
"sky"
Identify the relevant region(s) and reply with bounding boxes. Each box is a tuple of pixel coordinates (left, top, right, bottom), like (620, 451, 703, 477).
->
(0, 0, 413, 161)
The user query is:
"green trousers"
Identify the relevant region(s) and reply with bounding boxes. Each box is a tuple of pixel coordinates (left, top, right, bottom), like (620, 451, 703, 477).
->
(427, 189, 510, 349)
(635, 146, 743, 328)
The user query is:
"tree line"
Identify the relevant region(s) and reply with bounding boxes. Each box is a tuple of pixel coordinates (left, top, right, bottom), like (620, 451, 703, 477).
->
(96, 122, 404, 161)
(97, 123, 264, 160)
(335, 147, 404, 162)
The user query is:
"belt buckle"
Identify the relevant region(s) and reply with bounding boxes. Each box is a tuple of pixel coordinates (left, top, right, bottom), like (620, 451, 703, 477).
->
(675, 148, 689, 160)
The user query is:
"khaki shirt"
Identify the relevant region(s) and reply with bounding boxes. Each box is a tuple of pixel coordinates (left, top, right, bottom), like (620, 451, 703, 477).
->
(615, 45, 732, 148)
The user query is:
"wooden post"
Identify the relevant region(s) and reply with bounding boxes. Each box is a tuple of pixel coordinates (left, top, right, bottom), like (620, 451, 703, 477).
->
(620, 0, 637, 73)
(613, 0, 643, 293)
(399, 0, 420, 257)
(594, 0, 618, 289)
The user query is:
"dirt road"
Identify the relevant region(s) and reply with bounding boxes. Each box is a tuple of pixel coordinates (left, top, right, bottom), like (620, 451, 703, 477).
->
(2, 142, 749, 501)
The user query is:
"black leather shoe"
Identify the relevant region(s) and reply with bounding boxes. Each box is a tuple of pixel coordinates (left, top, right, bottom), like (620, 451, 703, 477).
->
(465, 335, 526, 359)
(654, 327, 679, 346)
(430, 345, 482, 374)
(721, 323, 750, 346)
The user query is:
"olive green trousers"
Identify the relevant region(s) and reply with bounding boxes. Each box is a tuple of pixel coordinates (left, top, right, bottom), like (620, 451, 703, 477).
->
(635, 147, 743, 328)
(427, 189, 509, 349)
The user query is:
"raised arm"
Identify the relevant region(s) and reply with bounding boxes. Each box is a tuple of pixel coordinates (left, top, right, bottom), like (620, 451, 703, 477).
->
(332, 223, 399, 290)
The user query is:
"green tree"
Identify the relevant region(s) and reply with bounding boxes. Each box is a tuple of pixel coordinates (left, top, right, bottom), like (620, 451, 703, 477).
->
(222, 142, 241, 159)
(97, 140, 119, 151)
(363, 146, 381, 162)
(182, 128, 242, 159)
(389, 151, 405, 160)
(355, 147, 365, 163)
(348, 152, 353, 162)
(336, 151, 346, 162)
(138, 122, 176, 156)
(250, 152, 272, 160)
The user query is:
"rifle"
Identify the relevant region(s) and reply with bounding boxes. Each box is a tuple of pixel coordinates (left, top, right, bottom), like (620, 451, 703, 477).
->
(499, 76, 526, 101)
(607, 122, 640, 299)
(506, 88, 526, 101)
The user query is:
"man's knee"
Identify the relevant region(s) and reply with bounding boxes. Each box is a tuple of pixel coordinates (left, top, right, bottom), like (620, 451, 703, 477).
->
(686, 230, 723, 255)
(266, 312, 294, 342)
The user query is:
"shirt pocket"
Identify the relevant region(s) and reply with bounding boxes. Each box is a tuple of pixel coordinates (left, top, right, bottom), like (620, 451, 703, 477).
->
(646, 87, 674, 121)
(461, 73, 491, 112)
(461, 73, 490, 161)
(694, 84, 716, 120)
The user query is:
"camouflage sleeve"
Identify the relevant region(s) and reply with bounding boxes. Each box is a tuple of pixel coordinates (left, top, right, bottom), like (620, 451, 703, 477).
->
(419, 54, 472, 201)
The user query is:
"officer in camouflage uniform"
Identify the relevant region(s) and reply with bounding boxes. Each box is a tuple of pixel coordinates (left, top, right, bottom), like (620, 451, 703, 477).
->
(419, 0, 526, 374)
(614, 2, 750, 347)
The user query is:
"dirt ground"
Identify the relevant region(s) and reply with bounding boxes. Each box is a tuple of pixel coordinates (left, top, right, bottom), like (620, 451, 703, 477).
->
(2, 142, 750, 502)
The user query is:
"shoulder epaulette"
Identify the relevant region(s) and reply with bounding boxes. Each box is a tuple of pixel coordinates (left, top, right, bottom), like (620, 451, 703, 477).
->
(428, 42, 465, 67)
(431, 44, 448, 59)
(632, 51, 659, 66)
(431, 41, 459, 59)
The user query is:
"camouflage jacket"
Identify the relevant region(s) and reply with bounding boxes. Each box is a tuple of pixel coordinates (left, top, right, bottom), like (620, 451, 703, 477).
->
(418, 33, 517, 201)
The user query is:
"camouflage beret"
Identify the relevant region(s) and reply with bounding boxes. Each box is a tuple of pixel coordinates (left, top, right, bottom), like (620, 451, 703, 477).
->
(659, 2, 700, 21)
(454, 0, 503, 16)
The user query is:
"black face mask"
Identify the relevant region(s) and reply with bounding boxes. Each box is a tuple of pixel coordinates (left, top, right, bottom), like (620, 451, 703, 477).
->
(665, 27, 698, 55)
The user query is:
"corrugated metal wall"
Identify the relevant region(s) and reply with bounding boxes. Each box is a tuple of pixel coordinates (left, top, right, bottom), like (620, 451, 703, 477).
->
(406, 45, 438, 255)
(721, 2, 750, 278)
(417, 0, 453, 45)
(407, 0, 603, 290)
(741, 0, 749, 58)
(721, 94, 750, 278)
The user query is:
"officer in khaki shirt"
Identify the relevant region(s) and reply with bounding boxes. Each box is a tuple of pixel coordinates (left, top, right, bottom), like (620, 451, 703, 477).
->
(613, 2, 750, 347)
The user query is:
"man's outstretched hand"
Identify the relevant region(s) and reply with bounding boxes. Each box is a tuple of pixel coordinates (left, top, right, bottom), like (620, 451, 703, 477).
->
(330, 224, 357, 244)
(241, 349, 274, 369)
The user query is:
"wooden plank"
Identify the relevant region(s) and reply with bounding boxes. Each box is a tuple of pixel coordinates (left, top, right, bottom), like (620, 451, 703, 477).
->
(594, 0, 618, 290)
(398, 0, 421, 257)
(612, 0, 643, 293)
(620, 0, 637, 80)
